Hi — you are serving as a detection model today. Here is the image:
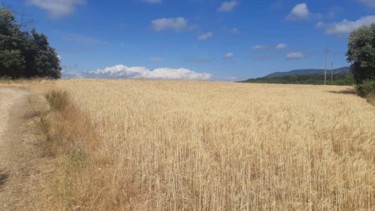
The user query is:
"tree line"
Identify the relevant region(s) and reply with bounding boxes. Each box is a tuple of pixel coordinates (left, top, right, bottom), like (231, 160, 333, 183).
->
(243, 73, 355, 85)
(0, 7, 61, 79)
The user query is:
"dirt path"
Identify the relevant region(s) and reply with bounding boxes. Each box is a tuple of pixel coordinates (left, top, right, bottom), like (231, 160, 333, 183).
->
(0, 88, 28, 155)
(0, 88, 29, 171)
(0, 87, 47, 210)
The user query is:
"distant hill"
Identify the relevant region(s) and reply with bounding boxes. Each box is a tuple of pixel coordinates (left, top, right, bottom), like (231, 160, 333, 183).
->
(242, 67, 354, 85)
(264, 67, 350, 78)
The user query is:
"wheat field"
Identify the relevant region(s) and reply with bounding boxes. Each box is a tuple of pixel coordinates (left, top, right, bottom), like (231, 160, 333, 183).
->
(52, 79, 374, 210)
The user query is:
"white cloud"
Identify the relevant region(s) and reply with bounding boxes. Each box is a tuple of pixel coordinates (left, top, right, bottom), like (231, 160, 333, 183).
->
(63, 65, 212, 80)
(360, 0, 375, 7)
(27, 0, 85, 18)
(316, 21, 324, 28)
(286, 52, 304, 59)
(143, 0, 162, 4)
(224, 52, 234, 59)
(151, 17, 189, 32)
(218, 1, 239, 12)
(253, 45, 268, 50)
(287, 3, 309, 20)
(276, 43, 288, 49)
(231, 28, 240, 34)
(198, 32, 213, 40)
(317, 16, 375, 35)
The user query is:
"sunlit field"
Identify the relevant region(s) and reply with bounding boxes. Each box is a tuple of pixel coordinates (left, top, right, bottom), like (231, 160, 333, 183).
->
(54, 79, 374, 210)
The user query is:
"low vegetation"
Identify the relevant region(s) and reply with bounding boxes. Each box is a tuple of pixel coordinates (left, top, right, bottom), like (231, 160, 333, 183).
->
(367, 94, 375, 106)
(45, 90, 69, 111)
(356, 80, 375, 100)
(31, 87, 98, 210)
(35, 79, 374, 210)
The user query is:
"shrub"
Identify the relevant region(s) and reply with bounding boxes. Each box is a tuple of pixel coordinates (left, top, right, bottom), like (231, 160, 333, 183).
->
(347, 24, 375, 84)
(45, 90, 69, 111)
(343, 74, 355, 85)
(355, 80, 375, 97)
(0, 75, 11, 80)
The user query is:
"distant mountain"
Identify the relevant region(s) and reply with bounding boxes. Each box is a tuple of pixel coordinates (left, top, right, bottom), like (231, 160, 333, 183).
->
(264, 67, 350, 78)
(241, 67, 354, 85)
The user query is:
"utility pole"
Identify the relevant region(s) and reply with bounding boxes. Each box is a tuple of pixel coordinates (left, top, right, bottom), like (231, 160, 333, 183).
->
(330, 62, 334, 85)
(323, 48, 329, 85)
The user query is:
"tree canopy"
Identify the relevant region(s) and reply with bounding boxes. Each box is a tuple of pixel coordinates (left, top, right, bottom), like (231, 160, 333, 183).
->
(0, 7, 61, 79)
(347, 24, 375, 84)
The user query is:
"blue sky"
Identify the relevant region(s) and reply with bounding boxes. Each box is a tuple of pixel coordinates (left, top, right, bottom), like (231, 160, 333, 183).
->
(2, 0, 375, 80)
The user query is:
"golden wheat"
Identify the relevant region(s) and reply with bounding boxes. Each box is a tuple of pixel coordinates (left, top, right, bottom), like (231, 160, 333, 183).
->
(54, 79, 374, 210)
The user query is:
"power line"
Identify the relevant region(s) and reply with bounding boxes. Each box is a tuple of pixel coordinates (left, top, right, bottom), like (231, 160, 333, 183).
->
(330, 62, 334, 85)
(323, 48, 330, 85)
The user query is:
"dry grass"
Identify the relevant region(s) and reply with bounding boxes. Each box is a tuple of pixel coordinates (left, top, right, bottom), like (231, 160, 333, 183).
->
(49, 79, 375, 210)
(45, 90, 69, 111)
(367, 94, 375, 106)
(0, 79, 77, 210)
(0, 81, 61, 210)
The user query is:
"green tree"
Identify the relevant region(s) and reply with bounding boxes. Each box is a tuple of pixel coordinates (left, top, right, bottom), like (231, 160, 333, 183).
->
(0, 7, 61, 79)
(0, 7, 17, 35)
(343, 74, 355, 85)
(0, 7, 25, 78)
(347, 24, 375, 84)
(0, 49, 25, 78)
(28, 29, 61, 78)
